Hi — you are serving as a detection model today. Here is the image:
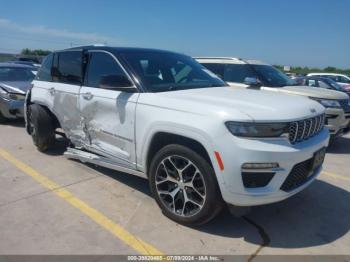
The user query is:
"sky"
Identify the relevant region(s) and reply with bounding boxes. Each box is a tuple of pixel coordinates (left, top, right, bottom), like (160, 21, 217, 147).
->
(0, 0, 349, 68)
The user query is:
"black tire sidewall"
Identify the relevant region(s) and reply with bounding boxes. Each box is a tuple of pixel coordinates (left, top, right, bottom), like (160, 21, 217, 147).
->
(28, 104, 55, 152)
(149, 144, 223, 226)
(0, 111, 7, 123)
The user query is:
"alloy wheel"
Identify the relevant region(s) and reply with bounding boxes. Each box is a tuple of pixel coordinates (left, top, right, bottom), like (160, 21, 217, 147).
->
(155, 155, 206, 217)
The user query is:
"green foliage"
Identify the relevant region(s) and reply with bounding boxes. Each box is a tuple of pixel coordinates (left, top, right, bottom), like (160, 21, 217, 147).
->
(21, 48, 52, 56)
(274, 65, 350, 76)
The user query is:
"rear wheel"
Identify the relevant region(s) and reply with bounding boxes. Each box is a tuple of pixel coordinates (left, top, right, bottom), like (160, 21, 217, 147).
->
(28, 104, 56, 152)
(149, 144, 223, 226)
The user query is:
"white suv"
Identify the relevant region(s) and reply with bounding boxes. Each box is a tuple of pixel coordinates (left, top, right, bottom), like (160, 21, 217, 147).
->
(25, 46, 329, 225)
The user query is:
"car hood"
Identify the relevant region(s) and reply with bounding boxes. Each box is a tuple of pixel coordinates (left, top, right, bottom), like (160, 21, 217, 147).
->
(141, 87, 325, 122)
(227, 82, 349, 100)
(265, 85, 348, 100)
(0, 81, 31, 94)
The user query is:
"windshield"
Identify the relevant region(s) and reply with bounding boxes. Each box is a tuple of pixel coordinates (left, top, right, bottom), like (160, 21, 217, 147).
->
(120, 51, 227, 92)
(222, 64, 257, 83)
(0, 67, 36, 82)
(325, 78, 348, 91)
(250, 64, 297, 87)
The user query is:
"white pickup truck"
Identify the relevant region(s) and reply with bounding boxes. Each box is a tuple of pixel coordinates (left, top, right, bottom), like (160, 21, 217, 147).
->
(25, 46, 329, 225)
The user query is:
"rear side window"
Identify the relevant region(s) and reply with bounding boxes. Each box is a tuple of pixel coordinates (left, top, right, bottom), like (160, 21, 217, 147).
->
(36, 53, 53, 81)
(84, 52, 130, 88)
(53, 51, 82, 85)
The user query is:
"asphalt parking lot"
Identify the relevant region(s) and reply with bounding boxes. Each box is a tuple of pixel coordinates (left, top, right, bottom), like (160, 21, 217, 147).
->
(0, 120, 349, 258)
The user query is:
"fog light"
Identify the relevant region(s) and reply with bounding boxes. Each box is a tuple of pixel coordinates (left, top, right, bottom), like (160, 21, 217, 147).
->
(242, 163, 279, 169)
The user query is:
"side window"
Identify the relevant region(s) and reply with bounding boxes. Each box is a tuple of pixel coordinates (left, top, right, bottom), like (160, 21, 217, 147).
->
(52, 51, 82, 85)
(85, 52, 131, 88)
(201, 63, 225, 79)
(35, 53, 53, 81)
(307, 79, 317, 87)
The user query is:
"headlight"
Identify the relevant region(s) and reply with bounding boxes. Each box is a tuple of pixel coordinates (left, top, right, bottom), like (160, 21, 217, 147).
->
(312, 98, 341, 108)
(0, 88, 25, 101)
(225, 122, 289, 138)
(0, 88, 10, 100)
(9, 93, 25, 101)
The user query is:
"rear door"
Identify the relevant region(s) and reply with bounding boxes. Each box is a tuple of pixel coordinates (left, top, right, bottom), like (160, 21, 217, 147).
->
(50, 50, 85, 144)
(79, 50, 138, 168)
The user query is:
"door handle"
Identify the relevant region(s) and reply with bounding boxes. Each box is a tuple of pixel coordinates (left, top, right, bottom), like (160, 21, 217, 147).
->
(49, 87, 56, 95)
(82, 92, 93, 100)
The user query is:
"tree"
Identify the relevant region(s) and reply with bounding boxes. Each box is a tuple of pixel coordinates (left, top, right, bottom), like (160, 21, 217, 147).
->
(21, 48, 52, 56)
(324, 66, 337, 73)
(274, 64, 350, 76)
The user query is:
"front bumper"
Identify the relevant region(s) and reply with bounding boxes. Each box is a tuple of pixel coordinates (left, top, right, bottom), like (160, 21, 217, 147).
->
(325, 108, 350, 136)
(0, 97, 25, 119)
(213, 128, 329, 206)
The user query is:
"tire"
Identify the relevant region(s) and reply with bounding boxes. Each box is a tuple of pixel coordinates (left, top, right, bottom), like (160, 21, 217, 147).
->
(0, 111, 7, 124)
(149, 144, 224, 226)
(28, 104, 56, 152)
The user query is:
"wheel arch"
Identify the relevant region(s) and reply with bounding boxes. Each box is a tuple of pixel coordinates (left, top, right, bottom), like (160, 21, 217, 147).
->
(145, 131, 214, 177)
(26, 98, 61, 134)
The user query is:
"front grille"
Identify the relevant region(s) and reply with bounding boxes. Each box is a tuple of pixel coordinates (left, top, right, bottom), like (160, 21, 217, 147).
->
(289, 114, 325, 144)
(280, 158, 314, 192)
(339, 99, 350, 113)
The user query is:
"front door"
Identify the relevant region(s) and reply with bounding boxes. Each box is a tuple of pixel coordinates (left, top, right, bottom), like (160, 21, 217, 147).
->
(79, 50, 138, 168)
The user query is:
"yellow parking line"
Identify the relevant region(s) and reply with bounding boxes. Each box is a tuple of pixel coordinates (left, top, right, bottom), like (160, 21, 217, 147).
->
(0, 148, 163, 256)
(322, 171, 350, 181)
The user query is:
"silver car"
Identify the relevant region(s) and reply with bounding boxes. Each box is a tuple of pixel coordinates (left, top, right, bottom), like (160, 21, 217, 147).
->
(0, 63, 37, 123)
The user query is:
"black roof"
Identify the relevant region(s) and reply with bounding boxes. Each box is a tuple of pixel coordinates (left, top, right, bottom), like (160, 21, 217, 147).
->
(59, 45, 183, 55)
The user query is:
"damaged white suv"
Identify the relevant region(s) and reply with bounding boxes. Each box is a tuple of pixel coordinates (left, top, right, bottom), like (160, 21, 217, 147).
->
(26, 46, 329, 225)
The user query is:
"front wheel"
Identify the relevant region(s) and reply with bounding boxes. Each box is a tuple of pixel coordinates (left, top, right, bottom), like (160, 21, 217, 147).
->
(149, 144, 224, 226)
(0, 111, 7, 124)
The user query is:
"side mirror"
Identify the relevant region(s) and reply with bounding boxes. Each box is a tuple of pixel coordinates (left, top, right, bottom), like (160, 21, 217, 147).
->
(99, 74, 136, 92)
(244, 77, 262, 88)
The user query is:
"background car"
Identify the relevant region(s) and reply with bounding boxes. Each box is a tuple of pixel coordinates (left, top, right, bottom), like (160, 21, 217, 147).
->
(0, 63, 37, 123)
(307, 73, 350, 91)
(196, 57, 350, 140)
(300, 76, 350, 96)
(7, 60, 41, 70)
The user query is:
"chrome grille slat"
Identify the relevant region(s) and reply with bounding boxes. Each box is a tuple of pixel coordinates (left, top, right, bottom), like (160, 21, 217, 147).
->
(293, 122, 298, 143)
(289, 114, 325, 144)
(301, 122, 306, 140)
(314, 116, 319, 135)
(312, 118, 316, 135)
(319, 115, 322, 132)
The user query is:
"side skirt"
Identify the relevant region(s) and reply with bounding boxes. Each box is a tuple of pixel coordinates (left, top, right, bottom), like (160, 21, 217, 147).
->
(64, 147, 147, 179)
